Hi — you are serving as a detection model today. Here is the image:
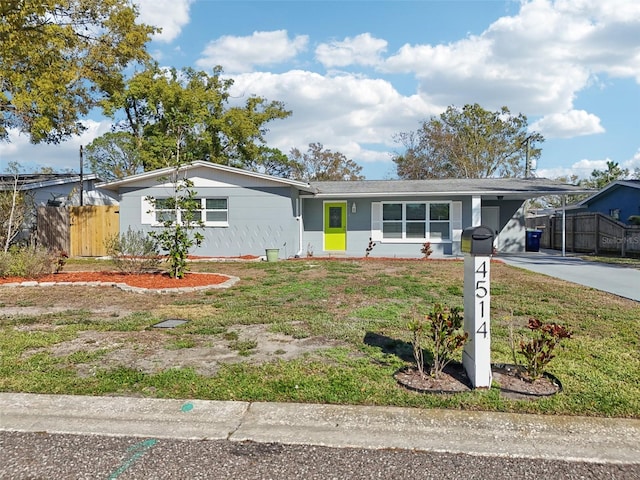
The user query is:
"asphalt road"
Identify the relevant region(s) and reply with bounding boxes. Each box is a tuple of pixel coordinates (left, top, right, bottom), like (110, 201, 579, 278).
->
(2, 431, 638, 480)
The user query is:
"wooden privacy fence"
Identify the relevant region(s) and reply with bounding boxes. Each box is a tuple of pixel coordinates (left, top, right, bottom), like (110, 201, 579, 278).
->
(526, 212, 640, 257)
(37, 206, 119, 257)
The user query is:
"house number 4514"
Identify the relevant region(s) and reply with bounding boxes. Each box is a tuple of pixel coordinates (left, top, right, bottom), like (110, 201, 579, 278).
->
(475, 260, 489, 339)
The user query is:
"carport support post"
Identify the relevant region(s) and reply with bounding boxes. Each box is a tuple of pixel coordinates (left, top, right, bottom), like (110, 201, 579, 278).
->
(462, 255, 492, 388)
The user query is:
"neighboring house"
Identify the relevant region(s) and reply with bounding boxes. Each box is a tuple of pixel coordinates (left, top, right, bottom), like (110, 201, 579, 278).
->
(571, 180, 640, 223)
(98, 161, 586, 259)
(0, 173, 118, 207)
(1, 173, 118, 245)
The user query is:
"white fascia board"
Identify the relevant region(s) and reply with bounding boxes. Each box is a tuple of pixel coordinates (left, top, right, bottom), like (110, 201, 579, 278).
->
(98, 161, 314, 192)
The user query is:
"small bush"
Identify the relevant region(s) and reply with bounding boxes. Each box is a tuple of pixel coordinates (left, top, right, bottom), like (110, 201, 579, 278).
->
(105, 228, 160, 274)
(408, 303, 467, 379)
(0, 245, 58, 278)
(365, 237, 376, 257)
(519, 318, 572, 381)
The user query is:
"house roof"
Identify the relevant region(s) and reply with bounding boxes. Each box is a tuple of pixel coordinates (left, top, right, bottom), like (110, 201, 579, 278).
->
(98, 161, 315, 192)
(575, 180, 640, 207)
(306, 177, 592, 200)
(0, 173, 100, 191)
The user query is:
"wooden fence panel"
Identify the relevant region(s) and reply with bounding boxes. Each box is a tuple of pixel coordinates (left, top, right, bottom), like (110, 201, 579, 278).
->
(36, 206, 70, 252)
(69, 206, 119, 257)
(527, 212, 639, 256)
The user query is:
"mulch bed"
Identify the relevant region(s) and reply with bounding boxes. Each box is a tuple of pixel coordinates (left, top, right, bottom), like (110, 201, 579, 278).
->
(395, 362, 562, 399)
(0, 271, 231, 289)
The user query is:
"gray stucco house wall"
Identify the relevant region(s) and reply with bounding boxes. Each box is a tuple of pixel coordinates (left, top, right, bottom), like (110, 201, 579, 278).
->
(100, 162, 313, 259)
(99, 162, 587, 259)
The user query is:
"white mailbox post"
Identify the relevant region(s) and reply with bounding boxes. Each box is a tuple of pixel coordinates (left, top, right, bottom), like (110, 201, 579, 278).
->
(461, 226, 494, 388)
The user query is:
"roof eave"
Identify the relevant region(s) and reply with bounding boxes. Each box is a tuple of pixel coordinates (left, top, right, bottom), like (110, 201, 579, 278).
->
(97, 161, 314, 192)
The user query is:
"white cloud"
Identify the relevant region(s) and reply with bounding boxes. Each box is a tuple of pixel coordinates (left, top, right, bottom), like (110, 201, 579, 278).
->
(315, 33, 387, 68)
(196, 30, 308, 73)
(0, 121, 112, 173)
(531, 110, 605, 139)
(135, 0, 194, 43)
(381, 0, 640, 119)
(537, 158, 607, 180)
(623, 149, 640, 174)
(227, 70, 434, 168)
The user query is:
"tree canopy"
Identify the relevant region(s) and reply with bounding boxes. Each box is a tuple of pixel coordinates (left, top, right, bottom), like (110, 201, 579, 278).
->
(84, 131, 143, 182)
(0, 0, 157, 144)
(581, 160, 630, 190)
(289, 143, 364, 181)
(96, 65, 292, 172)
(393, 104, 543, 179)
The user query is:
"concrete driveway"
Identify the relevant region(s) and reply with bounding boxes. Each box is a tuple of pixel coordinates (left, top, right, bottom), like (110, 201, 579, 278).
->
(498, 249, 640, 302)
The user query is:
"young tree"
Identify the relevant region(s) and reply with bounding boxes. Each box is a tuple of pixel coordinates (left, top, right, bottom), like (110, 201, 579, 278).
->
(1, 0, 156, 144)
(146, 170, 204, 279)
(99, 65, 292, 171)
(289, 142, 364, 181)
(393, 104, 543, 179)
(0, 162, 32, 251)
(84, 131, 143, 181)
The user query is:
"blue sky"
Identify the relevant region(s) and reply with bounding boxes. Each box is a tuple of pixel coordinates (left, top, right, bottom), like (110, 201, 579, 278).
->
(2, 0, 639, 180)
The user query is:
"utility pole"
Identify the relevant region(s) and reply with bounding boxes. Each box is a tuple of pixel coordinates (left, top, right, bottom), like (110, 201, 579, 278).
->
(79, 145, 84, 206)
(524, 136, 531, 178)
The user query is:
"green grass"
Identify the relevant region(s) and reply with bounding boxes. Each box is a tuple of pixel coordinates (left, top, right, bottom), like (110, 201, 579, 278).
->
(1, 258, 638, 417)
(579, 254, 640, 268)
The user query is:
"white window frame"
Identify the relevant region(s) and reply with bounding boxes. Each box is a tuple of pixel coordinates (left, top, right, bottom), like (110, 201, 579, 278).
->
(142, 197, 229, 227)
(378, 201, 453, 243)
(202, 198, 229, 227)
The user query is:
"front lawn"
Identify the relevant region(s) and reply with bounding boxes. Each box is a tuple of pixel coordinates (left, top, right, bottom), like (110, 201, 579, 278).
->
(0, 258, 638, 418)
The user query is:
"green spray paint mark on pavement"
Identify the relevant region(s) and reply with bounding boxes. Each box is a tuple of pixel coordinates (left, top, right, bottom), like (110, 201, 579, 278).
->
(108, 438, 158, 479)
(181, 402, 194, 412)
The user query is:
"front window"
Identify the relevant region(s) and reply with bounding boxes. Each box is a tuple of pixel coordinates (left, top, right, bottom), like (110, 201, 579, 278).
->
(153, 198, 228, 226)
(382, 202, 450, 241)
(154, 198, 177, 224)
(204, 198, 228, 225)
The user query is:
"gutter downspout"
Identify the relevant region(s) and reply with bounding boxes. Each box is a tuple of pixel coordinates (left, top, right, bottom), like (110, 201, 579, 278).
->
(296, 197, 304, 257)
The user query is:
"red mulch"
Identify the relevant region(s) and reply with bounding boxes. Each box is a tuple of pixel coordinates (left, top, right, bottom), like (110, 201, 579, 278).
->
(187, 255, 260, 260)
(0, 271, 230, 289)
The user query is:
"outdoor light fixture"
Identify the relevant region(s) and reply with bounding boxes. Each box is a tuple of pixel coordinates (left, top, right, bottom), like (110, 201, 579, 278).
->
(351, 202, 357, 214)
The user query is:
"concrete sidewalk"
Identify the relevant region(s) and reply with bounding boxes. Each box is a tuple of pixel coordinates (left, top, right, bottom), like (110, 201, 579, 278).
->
(498, 250, 640, 302)
(1, 393, 639, 465)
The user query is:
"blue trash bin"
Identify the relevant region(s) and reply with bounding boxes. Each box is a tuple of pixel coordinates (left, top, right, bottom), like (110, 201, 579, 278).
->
(525, 230, 542, 252)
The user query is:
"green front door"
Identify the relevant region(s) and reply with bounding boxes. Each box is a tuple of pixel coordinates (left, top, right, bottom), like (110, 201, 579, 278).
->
(324, 202, 347, 251)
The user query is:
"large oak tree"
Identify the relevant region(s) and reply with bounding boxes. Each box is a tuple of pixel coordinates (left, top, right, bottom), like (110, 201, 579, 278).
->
(393, 104, 543, 179)
(96, 65, 292, 171)
(0, 0, 157, 144)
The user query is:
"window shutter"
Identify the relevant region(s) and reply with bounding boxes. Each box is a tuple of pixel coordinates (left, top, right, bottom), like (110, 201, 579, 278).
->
(371, 202, 382, 241)
(141, 196, 155, 225)
(451, 201, 462, 241)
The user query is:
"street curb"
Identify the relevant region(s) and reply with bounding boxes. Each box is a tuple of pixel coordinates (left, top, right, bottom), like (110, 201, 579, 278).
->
(1, 393, 639, 464)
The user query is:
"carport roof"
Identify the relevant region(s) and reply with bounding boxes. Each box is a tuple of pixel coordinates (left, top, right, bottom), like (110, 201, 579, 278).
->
(306, 177, 593, 200)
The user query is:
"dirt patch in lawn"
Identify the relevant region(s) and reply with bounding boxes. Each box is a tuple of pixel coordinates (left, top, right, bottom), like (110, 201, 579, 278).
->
(5, 268, 345, 377)
(22, 323, 343, 377)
